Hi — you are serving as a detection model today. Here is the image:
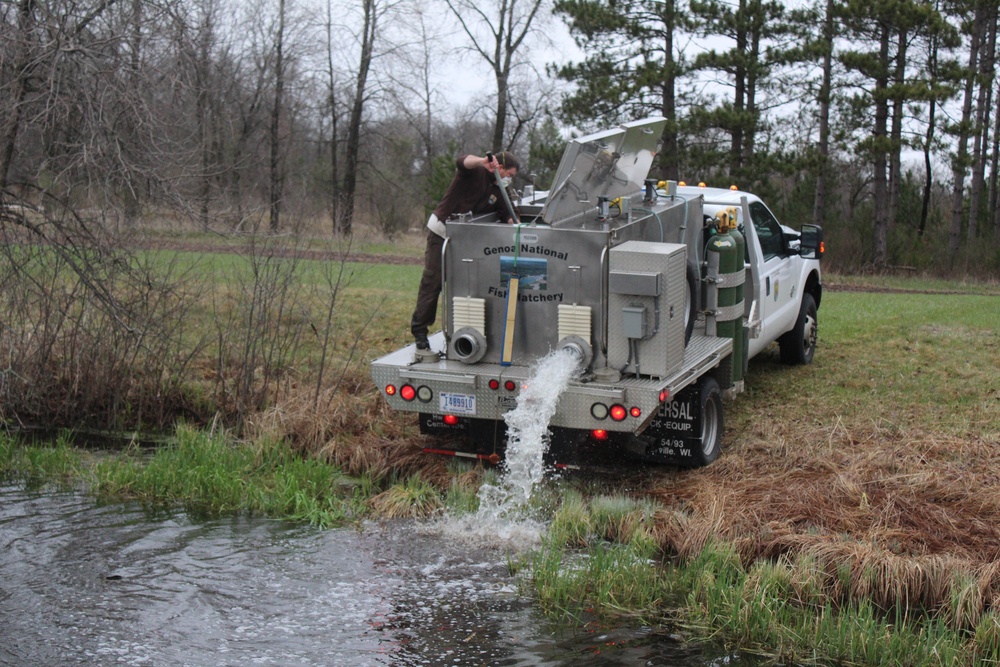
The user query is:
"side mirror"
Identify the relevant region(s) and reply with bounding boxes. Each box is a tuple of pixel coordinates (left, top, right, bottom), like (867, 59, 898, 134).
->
(799, 224, 824, 260)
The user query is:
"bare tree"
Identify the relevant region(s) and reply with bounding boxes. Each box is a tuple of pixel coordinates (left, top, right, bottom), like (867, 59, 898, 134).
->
(324, 0, 343, 233)
(812, 0, 835, 229)
(0, 0, 38, 190)
(269, 0, 288, 232)
(444, 0, 547, 151)
(341, 0, 379, 235)
(967, 3, 997, 241)
(382, 4, 445, 174)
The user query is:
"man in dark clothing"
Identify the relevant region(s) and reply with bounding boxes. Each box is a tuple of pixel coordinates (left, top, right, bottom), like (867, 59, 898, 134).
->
(410, 152, 520, 351)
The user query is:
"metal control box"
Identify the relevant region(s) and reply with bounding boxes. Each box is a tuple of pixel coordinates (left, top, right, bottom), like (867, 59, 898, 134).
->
(607, 241, 687, 378)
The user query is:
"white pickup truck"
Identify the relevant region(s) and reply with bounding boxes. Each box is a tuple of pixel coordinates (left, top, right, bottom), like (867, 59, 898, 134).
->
(370, 117, 823, 467)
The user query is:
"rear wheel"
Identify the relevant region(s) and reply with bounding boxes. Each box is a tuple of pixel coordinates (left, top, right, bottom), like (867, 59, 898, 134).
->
(779, 293, 818, 365)
(689, 376, 724, 467)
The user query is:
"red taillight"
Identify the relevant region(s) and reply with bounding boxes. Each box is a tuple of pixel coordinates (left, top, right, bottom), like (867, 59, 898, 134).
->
(659, 389, 669, 402)
(630, 406, 642, 418)
(400, 384, 416, 401)
(592, 429, 609, 440)
(504, 380, 517, 391)
(443, 414, 459, 426)
(609, 404, 627, 422)
(489, 379, 500, 390)
(385, 385, 397, 396)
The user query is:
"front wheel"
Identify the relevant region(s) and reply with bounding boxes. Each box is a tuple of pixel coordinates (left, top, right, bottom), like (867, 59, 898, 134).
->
(779, 293, 818, 365)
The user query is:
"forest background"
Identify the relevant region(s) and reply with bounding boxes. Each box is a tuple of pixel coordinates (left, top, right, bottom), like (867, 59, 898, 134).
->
(1, 0, 1000, 436)
(3, 0, 1000, 275)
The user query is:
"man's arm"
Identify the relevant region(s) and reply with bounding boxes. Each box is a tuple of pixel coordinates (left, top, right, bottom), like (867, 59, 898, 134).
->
(462, 154, 498, 172)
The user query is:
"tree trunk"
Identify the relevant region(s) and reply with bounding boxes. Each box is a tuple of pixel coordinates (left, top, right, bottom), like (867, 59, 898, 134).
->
(0, 0, 36, 190)
(919, 24, 943, 237)
(269, 0, 286, 233)
(196, 7, 213, 232)
(659, 0, 679, 182)
(969, 4, 997, 241)
(731, 0, 748, 176)
(872, 23, 891, 269)
(493, 70, 509, 150)
(343, 0, 377, 236)
(813, 0, 834, 228)
(326, 1, 340, 235)
(744, 0, 760, 168)
(992, 55, 1000, 243)
(949, 6, 984, 262)
(888, 29, 906, 230)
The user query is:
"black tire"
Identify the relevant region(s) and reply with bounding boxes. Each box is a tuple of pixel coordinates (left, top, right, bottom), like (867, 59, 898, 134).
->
(684, 260, 699, 345)
(779, 293, 818, 365)
(689, 376, 724, 467)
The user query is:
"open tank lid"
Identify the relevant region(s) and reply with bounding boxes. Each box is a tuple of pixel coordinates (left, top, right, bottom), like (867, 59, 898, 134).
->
(540, 116, 667, 225)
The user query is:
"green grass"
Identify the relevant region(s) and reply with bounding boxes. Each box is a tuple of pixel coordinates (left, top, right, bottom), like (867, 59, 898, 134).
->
(36, 426, 366, 528)
(136, 247, 422, 356)
(527, 520, 1000, 666)
(6, 247, 1000, 667)
(729, 290, 1000, 443)
(0, 431, 85, 488)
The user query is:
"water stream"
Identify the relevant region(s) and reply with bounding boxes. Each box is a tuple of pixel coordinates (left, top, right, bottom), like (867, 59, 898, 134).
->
(0, 485, 756, 666)
(476, 348, 582, 526)
(0, 351, 763, 665)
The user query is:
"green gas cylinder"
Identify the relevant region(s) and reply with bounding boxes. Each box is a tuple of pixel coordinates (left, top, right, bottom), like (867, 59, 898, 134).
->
(728, 220, 748, 383)
(706, 207, 745, 387)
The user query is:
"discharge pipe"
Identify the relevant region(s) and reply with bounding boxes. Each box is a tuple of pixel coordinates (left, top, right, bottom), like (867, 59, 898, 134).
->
(556, 335, 593, 370)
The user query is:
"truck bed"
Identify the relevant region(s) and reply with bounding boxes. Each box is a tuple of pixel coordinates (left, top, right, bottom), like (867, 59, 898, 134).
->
(370, 325, 731, 434)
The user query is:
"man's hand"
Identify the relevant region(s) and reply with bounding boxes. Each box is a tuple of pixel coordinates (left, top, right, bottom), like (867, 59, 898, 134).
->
(484, 153, 499, 173)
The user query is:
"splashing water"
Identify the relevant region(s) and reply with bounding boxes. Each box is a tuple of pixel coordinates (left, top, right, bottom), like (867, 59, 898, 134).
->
(476, 347, 582, 526)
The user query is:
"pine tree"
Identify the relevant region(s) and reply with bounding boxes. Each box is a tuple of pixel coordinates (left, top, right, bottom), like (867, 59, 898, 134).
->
(837, 0, 955, 268)
(553, 0, 686, 180)
(687, 0, 797, 184)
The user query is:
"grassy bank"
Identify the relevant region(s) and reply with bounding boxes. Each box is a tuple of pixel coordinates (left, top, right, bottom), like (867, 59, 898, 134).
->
(0, 426, 367, 527)
(526, 493, 1000, 666)
(2, 229, 999, 666)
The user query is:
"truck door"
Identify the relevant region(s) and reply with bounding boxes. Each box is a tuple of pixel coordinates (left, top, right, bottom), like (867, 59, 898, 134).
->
(748, 201, 797, 344)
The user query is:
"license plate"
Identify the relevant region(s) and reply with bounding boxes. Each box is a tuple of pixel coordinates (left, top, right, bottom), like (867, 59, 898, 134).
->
(440, 392, 476, 415)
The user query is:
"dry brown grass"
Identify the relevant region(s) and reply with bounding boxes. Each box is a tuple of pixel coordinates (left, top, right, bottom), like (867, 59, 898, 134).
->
(647, 415, 1000, 619)
(244, 367, 453, 486)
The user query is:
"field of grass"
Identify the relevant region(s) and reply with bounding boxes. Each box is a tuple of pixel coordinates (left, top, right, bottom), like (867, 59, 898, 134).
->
(518, 282, 1000, 665)
(3, 229, 1000, 666)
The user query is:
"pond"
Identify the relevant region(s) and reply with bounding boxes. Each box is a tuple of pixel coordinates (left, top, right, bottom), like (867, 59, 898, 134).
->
(0, 484, 759, 666)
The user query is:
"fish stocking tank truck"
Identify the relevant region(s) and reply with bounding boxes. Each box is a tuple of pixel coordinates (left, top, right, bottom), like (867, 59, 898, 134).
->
(371, 117, 824, 467)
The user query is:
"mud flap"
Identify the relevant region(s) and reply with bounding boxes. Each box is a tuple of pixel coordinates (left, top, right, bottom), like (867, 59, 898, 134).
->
(633, 377, 724, 467)
(418, 413, 505, 461)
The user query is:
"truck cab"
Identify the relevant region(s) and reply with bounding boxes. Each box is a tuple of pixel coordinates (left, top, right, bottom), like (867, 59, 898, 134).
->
(685, 186, 823, 367)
